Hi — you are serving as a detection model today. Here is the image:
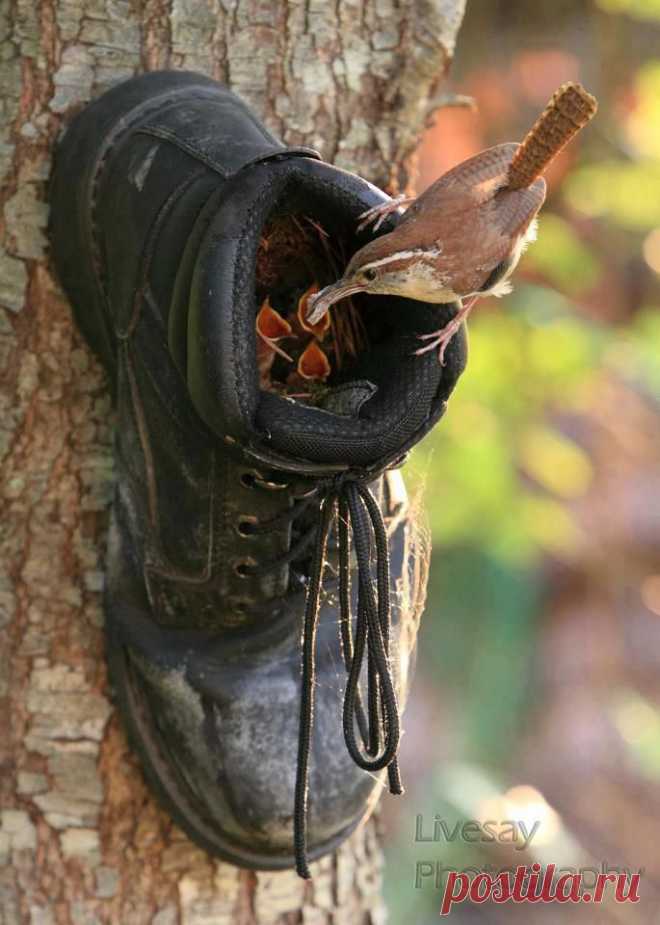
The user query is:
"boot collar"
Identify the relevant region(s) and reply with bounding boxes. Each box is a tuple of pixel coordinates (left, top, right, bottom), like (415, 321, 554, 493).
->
(182, 155, 466, 471)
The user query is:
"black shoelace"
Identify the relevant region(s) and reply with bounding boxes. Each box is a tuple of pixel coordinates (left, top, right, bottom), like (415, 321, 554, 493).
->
(245, 472, 403, 878)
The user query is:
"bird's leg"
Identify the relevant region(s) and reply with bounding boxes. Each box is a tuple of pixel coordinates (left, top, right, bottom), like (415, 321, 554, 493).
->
(357, 194, 416, 233)
(415, 296, 478, 366)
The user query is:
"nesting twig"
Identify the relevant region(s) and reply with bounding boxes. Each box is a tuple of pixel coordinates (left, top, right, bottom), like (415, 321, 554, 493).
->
(302, 216, 368, 369)
(255, 213, 372, 400)
(297, 283, 329, 338)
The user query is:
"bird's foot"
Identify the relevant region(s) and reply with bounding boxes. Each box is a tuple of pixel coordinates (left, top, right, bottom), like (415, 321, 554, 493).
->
(357, 195, 415, 233)
(415, 322, 463, 366)
(414, 297, 477, 365)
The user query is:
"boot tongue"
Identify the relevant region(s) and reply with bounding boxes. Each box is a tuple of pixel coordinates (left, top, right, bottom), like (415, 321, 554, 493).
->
(318, 380, 377, 417)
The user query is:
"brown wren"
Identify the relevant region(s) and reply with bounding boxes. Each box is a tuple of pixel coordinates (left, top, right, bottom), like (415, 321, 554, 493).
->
(307, 82, 598, 364)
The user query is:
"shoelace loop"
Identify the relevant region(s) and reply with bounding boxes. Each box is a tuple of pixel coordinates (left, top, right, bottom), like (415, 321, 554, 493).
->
(292, 471, 403, 879)
(241, 467, 404, 878)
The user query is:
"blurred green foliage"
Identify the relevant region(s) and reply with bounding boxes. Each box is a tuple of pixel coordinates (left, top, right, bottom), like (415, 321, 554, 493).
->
(566, 61, 660, 228)
(610, 690, 660, 778)
(528, 215, 600, 294)
(596, 0, 660, 20)
(565, 159, 660, 228)
(616, 306, 660, 392)
(385, 1, 660, 919)
(409, 286, 607, 564)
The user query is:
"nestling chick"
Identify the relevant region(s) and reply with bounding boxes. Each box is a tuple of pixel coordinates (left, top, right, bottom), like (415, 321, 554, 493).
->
(307, 82, 598, 364)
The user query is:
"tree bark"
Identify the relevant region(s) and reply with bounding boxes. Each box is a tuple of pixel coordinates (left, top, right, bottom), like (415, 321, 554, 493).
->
(0, 1, 465, 921)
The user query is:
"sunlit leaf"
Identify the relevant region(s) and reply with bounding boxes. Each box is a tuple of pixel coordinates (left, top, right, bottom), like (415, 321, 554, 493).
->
(643, 228, 660, 273)
(519, 427, 593, 498)
(626, 62, 660, 158)
(611, 690, 660, 778)
(520, 495, 584, 559)
(564, 159, 660, 229)
(605, 305, 660, 395)
(526, 312, 604, 385)
(596, 0, 660, 20)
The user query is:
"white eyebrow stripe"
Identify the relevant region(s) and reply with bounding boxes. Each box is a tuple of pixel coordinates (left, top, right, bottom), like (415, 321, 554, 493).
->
(360, 246, 443, 272)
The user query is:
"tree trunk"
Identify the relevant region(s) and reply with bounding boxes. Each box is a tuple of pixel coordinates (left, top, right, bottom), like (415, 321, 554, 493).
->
(0, 1, 465, 921)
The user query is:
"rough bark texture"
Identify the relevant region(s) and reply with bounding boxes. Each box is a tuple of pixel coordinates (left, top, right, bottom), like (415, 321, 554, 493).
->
(0, 1, 465, 921)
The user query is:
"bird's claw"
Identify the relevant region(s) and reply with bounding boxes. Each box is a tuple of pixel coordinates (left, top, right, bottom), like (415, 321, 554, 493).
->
(414, 322, 462, 366)
(414, 295, 477, 365)
(356, 195, 413, 234)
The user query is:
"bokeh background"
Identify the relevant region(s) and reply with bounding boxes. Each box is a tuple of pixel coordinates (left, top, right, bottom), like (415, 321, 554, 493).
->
(383, 1, 660, 921)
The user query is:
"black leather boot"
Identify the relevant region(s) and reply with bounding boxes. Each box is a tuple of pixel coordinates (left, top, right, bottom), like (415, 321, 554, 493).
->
(49, 70, 466, 877)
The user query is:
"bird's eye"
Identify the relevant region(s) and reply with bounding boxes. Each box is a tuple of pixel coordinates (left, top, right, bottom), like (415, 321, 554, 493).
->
(362, 268, 377, 282)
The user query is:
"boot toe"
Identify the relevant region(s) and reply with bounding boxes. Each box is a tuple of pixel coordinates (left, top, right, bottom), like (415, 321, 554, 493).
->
(110, 613, 377, 869)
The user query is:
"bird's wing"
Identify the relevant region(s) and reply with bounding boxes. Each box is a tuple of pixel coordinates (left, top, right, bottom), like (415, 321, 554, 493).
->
(392, 144, 545, 295)
(398, 143, 520, 231)
(447, 180, 545, 294)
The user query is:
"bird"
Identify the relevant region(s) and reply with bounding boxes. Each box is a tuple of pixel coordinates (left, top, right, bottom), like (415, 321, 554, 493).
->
(306, 82, 598, 364)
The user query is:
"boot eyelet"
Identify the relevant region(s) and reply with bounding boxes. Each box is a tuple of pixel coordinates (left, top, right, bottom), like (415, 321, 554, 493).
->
(233, 557, 256, 578)
(236, 516, 258, 537)
(256, 476, 289, 491)
(240, 469, 289, 492)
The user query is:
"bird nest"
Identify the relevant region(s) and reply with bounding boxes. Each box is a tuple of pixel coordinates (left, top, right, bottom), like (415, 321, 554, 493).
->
(254, 213, 367, 403)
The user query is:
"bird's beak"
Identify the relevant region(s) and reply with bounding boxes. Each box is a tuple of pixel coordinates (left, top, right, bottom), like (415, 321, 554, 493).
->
(305, 278, 365, 325)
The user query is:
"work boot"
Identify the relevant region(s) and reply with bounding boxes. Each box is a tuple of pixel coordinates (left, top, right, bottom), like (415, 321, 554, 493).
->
(49, 70, 466, 876)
